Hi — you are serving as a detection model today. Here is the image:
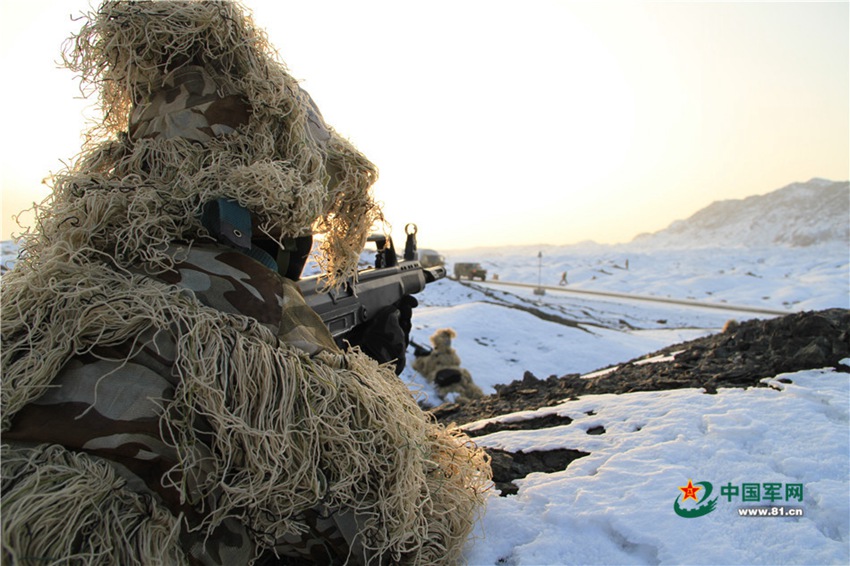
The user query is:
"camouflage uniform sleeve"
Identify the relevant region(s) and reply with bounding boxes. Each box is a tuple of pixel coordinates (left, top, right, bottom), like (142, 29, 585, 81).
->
(154, 244, 339, 355)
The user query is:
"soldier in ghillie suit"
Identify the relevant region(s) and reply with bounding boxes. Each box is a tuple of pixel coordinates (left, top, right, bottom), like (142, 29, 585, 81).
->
(413, 329, 484, 404)
(0, 2, 491, 564)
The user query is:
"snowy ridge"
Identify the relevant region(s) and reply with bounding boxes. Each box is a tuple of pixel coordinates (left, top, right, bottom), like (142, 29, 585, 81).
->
(631, 178, 849, 249)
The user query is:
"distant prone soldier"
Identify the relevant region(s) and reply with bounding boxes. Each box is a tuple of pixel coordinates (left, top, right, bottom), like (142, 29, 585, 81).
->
(413, 328, 484, 404)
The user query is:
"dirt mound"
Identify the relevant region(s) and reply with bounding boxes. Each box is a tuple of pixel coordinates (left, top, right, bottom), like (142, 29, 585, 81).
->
(429, 308, 850, 494)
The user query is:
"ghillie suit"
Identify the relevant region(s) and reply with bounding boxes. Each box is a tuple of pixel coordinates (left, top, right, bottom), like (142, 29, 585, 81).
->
(0, 2, 490, 564)
(413, 329, 484, 404)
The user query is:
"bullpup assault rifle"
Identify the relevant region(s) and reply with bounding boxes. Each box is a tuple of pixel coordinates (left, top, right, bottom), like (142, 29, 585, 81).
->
(298, 224, 446, 340)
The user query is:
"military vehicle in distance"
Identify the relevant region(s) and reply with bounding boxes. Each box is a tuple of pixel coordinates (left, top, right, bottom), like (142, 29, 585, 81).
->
(418, 249, 445, 268)
(453, 262, 487, 281)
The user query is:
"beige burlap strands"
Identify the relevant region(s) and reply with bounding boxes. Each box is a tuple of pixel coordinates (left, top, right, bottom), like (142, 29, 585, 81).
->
(1, 2, 491, 565)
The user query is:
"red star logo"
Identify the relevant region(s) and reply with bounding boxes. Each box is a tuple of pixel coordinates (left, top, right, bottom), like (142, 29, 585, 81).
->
(679, 479, 701, 502)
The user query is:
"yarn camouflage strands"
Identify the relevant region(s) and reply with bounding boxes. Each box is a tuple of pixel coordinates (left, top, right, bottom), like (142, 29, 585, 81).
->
(2, 243, 491, 564)
(52, 0, 380, 288)
(2, 1, 491, 564)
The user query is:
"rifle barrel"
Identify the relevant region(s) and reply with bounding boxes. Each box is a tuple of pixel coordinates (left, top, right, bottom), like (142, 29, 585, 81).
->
(298, 260, 445, 337)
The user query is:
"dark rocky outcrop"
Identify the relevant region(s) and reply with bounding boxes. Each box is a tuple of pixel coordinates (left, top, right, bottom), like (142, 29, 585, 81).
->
(431, 308, 850, 495)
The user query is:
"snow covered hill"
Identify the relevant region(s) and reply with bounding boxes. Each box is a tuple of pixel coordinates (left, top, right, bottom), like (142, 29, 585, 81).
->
(631, 178, 849, 249)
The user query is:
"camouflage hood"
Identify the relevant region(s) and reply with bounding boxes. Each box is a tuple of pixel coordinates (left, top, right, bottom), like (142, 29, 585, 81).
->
(30, 0, 381, 286)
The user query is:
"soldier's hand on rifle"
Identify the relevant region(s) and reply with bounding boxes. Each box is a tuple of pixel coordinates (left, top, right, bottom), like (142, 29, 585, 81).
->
(342, 295, 418, 374)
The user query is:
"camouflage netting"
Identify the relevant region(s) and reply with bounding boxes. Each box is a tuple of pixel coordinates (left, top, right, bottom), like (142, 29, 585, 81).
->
(25, 0, 380, 286)
(1, 1, 491, 564)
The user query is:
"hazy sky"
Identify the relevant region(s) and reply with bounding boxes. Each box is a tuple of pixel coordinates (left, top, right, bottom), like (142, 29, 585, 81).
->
(1, 0, 848, 250)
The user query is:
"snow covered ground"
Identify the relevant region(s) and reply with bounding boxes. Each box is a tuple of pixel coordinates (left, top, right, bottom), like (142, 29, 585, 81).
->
(443, 241, 848, 313)
(394, 241, 848, 565)
(463, 368, 848, 566)
(401, 241, 848, 397)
